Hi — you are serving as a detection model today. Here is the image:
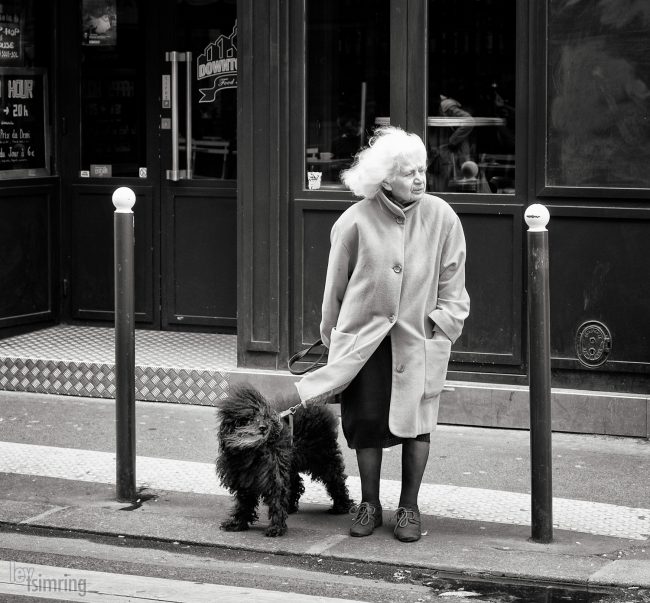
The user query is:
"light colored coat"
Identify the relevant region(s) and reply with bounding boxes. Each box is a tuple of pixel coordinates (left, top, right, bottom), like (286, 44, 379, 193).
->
(295, 190, 470, 438)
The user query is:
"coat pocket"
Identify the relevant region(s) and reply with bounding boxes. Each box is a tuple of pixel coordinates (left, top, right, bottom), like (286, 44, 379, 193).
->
(424, 338, 452, 399)
(328, 328, 359, 364)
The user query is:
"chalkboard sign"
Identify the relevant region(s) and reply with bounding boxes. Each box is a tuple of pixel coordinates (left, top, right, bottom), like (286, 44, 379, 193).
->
(0, 67, 49, 178)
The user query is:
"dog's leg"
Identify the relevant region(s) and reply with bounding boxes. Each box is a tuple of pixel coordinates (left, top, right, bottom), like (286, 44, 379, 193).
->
(287, 468, 304, 514)
(295, 406, 353, 514)
(261, 459, 291, 537)
(313, 452, 353, 514)
(262, 486, 289, 537)
(220, 490, 259, 531)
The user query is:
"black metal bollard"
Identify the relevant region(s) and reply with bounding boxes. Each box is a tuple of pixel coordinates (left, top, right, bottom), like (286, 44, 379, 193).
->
(113, 187, 136, 502)
(525, 203, 553, 543)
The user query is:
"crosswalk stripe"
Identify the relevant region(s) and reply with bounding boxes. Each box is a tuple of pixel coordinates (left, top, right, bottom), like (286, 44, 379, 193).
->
(0, 441, 648, 540)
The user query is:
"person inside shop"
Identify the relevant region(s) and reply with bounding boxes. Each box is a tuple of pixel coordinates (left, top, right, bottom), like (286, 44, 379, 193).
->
(293, 126, 470, 542)
(332, 113, 362, 161)
(429, 94, 475, 191)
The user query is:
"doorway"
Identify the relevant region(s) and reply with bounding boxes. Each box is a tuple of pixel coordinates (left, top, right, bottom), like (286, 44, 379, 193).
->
(65, 0, 237, 331)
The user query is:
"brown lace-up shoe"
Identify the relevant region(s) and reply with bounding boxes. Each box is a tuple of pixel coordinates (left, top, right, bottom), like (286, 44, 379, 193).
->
(349, 502, 383, 537)
(393, 506, 421, 542)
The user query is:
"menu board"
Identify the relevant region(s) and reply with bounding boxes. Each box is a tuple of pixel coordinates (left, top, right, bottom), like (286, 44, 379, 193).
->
(0, 68, 49, 178)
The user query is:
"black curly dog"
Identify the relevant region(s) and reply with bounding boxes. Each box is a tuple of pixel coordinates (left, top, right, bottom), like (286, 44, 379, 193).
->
(216, 384, 352, 536)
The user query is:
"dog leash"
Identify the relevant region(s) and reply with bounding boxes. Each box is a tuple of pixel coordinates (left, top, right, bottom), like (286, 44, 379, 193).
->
(278, 403, 302, 445)
(287, 339, 326, 375)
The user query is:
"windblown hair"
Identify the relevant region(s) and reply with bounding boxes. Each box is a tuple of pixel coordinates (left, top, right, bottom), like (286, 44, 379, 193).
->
(341, 126, 427, 199)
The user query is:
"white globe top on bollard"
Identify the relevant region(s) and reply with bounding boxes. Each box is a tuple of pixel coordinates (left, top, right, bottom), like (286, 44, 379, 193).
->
(525, 204, 550, 232)
(112, 187, 136, 213)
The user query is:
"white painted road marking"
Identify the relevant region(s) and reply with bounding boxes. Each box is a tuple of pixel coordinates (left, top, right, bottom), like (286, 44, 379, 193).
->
(304, 534, 350, 555)
(0, 441, 648, 540)
(19, 505, 69, 525)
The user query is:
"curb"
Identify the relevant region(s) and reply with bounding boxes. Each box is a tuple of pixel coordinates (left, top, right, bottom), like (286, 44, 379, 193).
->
(1, 486, 649, 591)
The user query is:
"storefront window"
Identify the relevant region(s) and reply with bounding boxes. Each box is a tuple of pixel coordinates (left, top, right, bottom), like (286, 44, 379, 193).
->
(0, 0, 52, 179)
(80, 0, 146, 178)
(547, 1, 650, 189)
(427, 0, 515, 194)
(305, 0, 389, 190)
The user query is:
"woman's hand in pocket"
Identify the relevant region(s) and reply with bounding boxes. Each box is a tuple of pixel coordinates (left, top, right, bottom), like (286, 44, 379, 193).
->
(432, 330, 450, 342)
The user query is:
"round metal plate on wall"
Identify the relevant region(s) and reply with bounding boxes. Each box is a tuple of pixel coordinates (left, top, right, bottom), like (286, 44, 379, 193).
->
(575, 321, 612, 368)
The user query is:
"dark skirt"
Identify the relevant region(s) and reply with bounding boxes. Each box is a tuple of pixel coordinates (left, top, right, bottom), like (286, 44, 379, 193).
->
(340, 336, 431, 450)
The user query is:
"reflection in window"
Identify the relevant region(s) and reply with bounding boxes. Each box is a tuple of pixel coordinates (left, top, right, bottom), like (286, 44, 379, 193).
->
(305, 1, 389, 189)
(2, 0, 48, 69)
(547, 1, 650, 188)
(427, 0, 515, 194)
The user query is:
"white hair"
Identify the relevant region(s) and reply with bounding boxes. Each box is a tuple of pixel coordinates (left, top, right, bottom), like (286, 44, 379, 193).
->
(340, 126, 427, 198)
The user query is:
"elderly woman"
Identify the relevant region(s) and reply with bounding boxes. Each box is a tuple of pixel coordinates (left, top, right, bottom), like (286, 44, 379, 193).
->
(295, 126, 470, 543)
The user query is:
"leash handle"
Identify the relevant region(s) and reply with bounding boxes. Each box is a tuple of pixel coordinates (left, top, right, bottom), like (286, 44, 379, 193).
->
(279, 402, 301, 445)
(278, 403, 302, 419)
(278, 410, 296, 445)
(288, 339, 326, 375)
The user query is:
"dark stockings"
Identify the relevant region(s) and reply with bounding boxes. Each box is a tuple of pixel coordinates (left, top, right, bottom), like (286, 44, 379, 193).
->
(356, 447, 383, 504)
(355, 439, 430, 509)
(399, 439, 430, 508)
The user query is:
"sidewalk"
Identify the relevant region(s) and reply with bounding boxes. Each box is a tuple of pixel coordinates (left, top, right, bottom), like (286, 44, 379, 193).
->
(0, 392, 649, 593)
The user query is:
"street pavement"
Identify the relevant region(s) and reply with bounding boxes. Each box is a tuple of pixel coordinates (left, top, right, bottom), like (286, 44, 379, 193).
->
(0, 390, 649, 598)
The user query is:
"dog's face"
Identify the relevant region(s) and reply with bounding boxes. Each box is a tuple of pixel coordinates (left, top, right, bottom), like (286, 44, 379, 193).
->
(217, 386, 283, 451)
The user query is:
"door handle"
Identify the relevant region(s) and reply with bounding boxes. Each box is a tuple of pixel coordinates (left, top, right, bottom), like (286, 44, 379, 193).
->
(165, 51, 192, 180)
(185, 52, 192, 179)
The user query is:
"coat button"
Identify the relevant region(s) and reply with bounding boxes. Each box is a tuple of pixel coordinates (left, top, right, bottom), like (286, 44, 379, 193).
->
(388, 314, 396, 322)
(396, 364, 405, 373)
(395, 216, 405, 225)
(393, 265, 402, 273)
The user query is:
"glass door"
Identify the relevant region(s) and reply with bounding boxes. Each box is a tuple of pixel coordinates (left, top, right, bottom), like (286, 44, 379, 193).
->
(162, 0, 237, 182)
(66, 0, 236, 331)
(159, 0, 238, 331)
(79, 0, 148, 179)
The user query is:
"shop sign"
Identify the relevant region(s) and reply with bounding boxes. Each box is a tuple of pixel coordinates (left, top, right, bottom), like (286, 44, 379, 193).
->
(197, 21, 237, 103)
(0, 67, 49, 178)
(0, 4, 23, 65)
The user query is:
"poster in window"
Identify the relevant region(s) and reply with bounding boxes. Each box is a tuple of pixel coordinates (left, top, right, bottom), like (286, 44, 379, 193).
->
(0, 68, 50, 178)
(0, 1, 24, 65)
(82, 0, 117, 46)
